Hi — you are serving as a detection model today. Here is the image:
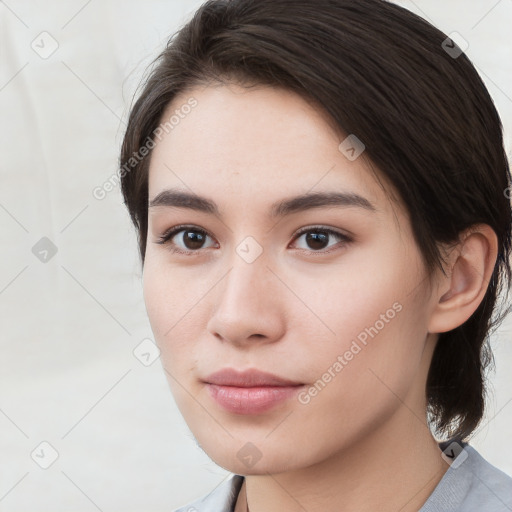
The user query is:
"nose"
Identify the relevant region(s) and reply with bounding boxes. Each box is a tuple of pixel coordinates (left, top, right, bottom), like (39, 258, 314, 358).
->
(206, 255, 286, 347)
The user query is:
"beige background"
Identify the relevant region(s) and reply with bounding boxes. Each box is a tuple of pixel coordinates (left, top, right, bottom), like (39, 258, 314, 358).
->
(0, 1, 511, 510)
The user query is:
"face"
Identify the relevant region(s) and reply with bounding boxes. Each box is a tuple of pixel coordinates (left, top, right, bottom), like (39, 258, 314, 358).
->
(143, 82, 438, 475)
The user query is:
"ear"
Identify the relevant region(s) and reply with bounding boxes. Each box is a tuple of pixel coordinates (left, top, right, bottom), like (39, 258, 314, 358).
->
(428, 224, 498, 334)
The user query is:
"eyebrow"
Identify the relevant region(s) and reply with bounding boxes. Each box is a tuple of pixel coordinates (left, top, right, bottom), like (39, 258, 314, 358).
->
(148, 189, 377, 218)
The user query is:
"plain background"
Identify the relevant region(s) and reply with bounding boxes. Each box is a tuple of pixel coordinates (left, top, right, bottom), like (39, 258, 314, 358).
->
(0, 1, 511, 510)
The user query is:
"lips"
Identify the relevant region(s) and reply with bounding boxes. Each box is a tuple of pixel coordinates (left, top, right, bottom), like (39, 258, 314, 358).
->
(203, 368, 303, 387)
(203, 368, 304, 414)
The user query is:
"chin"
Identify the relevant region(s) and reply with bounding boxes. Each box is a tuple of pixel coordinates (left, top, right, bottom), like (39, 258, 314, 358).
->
(197, 437, 311, 476)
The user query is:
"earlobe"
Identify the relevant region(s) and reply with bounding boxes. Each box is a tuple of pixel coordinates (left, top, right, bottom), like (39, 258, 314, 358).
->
(428, 225, 498, 334)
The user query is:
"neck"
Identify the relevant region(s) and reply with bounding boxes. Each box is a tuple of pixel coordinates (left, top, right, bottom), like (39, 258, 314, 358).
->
(240, 415, 447, 512)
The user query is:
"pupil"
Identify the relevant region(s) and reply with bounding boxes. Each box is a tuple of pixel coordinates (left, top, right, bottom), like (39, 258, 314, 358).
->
(184, 230, 204, 249)
(306, 232, 328, 250)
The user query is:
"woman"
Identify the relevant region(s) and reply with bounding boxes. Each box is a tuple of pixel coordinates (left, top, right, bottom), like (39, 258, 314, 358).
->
(119, 0, 512, 510)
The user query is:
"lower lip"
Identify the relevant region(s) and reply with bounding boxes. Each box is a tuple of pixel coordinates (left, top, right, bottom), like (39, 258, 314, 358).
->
(206, 383, 303, 414)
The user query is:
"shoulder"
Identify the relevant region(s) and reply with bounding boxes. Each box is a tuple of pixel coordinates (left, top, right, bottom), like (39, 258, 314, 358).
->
(460, 445, 512, 511)
(421, 443, 512, 512)
(172, 474, 245, 512)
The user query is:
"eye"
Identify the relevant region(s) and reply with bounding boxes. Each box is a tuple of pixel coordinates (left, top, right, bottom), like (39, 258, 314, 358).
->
(155, 225, 217, 255)
(155, 224, 352, 256)
(290, 226, 352, 254)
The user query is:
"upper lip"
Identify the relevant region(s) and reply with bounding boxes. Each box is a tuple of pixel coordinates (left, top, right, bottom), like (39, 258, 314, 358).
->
(203, 368, 303, 387)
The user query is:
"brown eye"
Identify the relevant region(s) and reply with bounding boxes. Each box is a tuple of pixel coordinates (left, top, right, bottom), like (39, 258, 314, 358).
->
(292, 227, 352, 253)
(156, 225, 216, 254)
(304, 231, 329, 250)
(179, 229, 208, 250)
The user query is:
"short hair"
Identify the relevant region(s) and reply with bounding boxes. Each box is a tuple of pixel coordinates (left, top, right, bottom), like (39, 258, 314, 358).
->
(119, 0, 512, 442)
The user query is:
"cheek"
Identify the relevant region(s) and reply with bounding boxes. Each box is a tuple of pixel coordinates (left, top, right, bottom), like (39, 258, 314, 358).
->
(142, 261, 199, 369)
(143, 265, 204, 416)
(142, 253, 207, 332)
(289, 253, 406, 356)
(292, 252, 428, 403)
(285, 294, 427, 459)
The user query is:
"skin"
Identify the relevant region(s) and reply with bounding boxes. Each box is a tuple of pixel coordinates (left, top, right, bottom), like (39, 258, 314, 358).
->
(143, 82, 498, 512)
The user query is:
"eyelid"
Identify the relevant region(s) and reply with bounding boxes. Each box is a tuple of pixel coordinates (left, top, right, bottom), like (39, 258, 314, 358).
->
(156, 224, 209, 243)
(289, 225, 353, 254)
(155, 224, 217, 249)
(291, 225, 352, 240)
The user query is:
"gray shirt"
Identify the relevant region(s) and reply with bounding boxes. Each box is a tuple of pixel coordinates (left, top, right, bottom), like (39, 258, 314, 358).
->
(173, 442, 512, 511)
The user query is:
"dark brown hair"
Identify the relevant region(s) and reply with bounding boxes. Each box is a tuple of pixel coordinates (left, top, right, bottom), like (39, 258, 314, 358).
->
(119, 0, 512, 442)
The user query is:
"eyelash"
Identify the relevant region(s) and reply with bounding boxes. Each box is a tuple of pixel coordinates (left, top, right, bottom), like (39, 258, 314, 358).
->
(155, 224, 353, 256)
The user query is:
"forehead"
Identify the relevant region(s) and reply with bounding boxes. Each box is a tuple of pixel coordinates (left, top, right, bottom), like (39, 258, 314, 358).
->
(147, 83, 393, 216)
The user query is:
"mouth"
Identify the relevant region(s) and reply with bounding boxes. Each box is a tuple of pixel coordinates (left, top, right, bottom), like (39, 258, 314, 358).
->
(203, 368, 305, 415)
